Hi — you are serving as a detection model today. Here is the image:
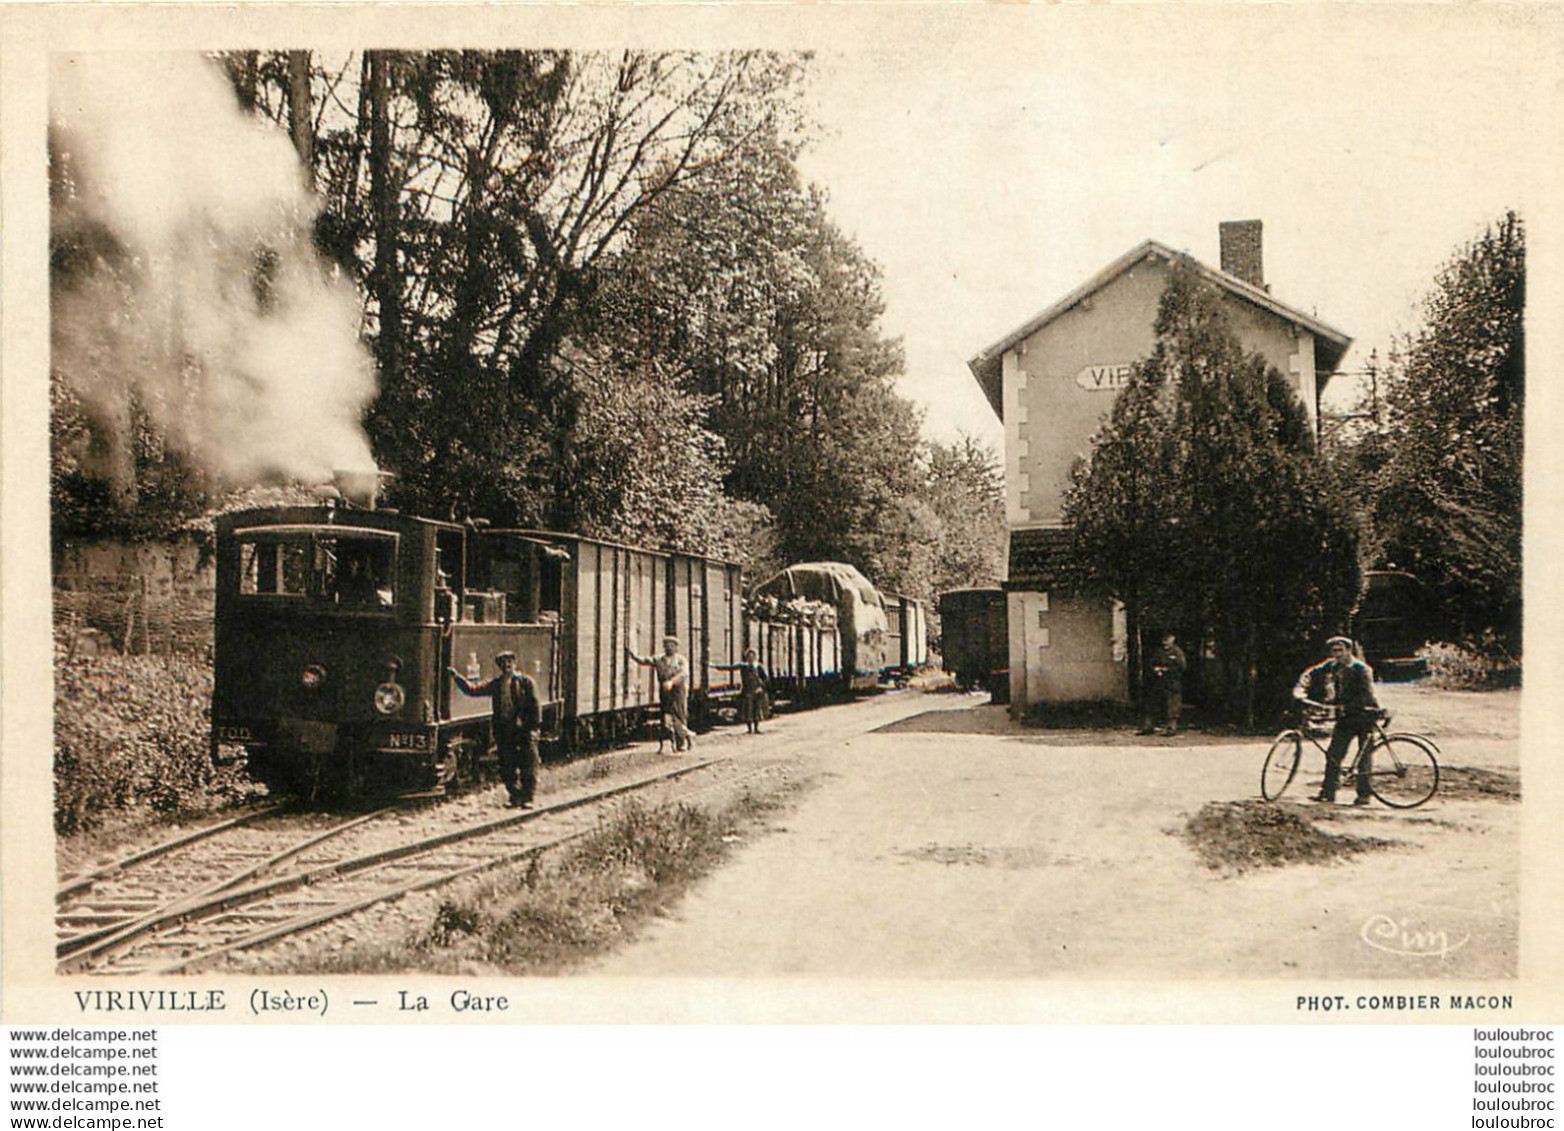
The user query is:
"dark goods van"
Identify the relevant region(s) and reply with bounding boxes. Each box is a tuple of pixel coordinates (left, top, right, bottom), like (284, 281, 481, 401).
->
(937, 587, 1008, 701)
(1353, 570, 1439, 679)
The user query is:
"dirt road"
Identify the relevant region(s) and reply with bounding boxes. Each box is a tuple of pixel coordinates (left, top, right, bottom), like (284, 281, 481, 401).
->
(592, 684, 1519, 979)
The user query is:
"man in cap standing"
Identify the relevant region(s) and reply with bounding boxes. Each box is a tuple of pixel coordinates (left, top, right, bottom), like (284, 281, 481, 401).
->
(1292, 635, 1380, 805)
(629, 636, 694, 752)
(450, 650, 541, 807)
(1138, 632, 1188, 737)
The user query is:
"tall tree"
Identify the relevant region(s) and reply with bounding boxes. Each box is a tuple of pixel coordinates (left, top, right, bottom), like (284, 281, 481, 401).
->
(1066, 259, 1361, 726)
(922, 434, 1006, 595)
(1368, 212, 1523, 653)
(285, 50, 315, 182)
(287, 50, 810, 533)
(596, 142, 921, 585)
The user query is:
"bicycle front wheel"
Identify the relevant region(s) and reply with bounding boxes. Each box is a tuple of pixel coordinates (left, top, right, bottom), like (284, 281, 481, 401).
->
(1261, 731, 1302, 800)
(1365, 735, 1440, 808)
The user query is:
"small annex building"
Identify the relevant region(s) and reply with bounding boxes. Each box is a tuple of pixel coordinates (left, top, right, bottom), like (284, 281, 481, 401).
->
(967, 221, 1351, 715)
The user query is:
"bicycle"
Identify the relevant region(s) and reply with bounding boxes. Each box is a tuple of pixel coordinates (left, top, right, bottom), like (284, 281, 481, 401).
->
(1260, 706, 1440, 808)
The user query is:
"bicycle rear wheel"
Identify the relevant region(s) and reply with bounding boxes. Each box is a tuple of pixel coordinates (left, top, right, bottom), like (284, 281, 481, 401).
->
(1365, 735, 1440, 808)
(1261, 731, 1302, 800)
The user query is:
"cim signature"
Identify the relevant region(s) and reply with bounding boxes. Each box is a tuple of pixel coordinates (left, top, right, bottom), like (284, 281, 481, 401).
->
(1360, 913, 1470, 959)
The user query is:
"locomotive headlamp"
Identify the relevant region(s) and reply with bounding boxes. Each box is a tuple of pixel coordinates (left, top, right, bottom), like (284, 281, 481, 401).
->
(374, 681, 406, 716)
(301, 664, 326, 690)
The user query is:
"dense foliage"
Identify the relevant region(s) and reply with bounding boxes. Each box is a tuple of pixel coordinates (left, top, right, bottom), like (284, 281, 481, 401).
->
(1417, 638, 1522, 690)
(50, 50, 1003, 610)
(1351, 213, 1523, 656)
(54, 653, 260, 834)
(1064, 259, 1361, 726)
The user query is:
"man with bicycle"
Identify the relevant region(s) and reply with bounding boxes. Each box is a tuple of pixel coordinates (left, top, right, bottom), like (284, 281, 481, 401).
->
(1292, 636, 1380, 806)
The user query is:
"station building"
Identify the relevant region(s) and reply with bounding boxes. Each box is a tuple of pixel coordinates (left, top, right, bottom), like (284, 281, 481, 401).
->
(967, 221, 1352, 715)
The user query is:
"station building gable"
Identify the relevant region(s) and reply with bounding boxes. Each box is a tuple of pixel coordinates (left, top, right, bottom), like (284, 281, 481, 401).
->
(970, 239, 1351, 528)
(968, 226, 1351, 713)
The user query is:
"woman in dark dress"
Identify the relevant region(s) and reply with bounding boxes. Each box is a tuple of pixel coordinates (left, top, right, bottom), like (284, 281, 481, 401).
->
(715, 648, 771, 734)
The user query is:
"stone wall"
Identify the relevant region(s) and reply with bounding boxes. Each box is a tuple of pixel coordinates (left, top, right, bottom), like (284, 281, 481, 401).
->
(53, 532, 217, 658)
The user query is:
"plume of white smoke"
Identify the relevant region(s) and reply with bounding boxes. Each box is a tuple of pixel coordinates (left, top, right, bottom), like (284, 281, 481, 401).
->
(50, 52, 378, 488)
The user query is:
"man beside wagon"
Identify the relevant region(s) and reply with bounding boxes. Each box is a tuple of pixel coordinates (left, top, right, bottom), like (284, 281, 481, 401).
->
(449, 650, 542, 808)
(628, 636, 695, 752)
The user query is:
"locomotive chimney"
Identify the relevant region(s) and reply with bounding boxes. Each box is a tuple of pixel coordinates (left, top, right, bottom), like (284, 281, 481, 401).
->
(333, 468, 393, 509)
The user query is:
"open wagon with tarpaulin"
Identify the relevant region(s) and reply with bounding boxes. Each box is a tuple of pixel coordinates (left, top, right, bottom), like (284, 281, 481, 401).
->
(752, 562, 890, 691)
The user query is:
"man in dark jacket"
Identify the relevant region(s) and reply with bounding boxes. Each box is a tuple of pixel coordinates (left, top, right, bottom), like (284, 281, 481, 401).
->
(1293, 635, 1380, 805)
(450, 651, 542, 807)
(1139, 633, 1187, 737)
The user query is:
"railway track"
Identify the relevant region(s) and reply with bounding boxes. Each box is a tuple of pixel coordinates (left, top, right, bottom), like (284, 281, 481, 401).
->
(56, 802, 410, 959)
(59, 756, 736, 976)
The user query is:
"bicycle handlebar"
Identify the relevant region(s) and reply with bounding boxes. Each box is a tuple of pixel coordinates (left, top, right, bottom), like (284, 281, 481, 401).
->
(1294, 700, 1391, 726)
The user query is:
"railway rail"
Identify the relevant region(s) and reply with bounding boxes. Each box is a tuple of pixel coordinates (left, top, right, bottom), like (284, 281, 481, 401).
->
(56, 802, 409, 958)
(59, 756, 736, 976)
(58, 803, 286, 903)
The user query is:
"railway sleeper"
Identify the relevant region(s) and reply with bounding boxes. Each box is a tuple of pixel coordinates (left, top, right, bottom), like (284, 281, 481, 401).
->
(263, 899, 346, 911)
(206, 914, 300, 927)
(57, 913, 137, 927)
(68, 899, 163, 912)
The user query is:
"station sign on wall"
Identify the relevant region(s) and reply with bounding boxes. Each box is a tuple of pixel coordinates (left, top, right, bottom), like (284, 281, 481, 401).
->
(1074, 363, 1134, 392)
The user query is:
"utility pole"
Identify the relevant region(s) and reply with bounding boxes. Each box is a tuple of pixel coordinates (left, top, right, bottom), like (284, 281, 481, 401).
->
(367, 51, 401, 383)
(286, 51, 315, 189)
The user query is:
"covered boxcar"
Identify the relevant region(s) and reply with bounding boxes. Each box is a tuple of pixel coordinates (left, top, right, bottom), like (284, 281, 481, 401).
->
(938, 587, 1008, 700)
(882, 593, 930, 676)
(752, 563, 888, 691)
(472, 529, 745, 740)
(1351, 569, 1437, 678)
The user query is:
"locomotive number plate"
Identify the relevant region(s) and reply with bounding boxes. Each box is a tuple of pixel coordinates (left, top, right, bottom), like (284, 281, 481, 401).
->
(387, 731, 430, 750)
(216, 725, 255, 743)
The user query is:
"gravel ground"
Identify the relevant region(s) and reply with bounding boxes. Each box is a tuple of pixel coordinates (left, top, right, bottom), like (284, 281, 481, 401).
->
(176, 694, 937, 974)
(67, 681, 1516, 980)
(590, 680, 1519, 979)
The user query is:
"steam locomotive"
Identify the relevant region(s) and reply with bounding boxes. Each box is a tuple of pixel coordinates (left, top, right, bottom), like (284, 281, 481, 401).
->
(209, 483, 925, 797)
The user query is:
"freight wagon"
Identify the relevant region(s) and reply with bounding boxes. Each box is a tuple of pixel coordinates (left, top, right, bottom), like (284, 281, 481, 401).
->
(938, 587, 1009, 701)
(743, 594, 841, 704)
(752, 562, 891, 691)
(881, 592, 930, 677)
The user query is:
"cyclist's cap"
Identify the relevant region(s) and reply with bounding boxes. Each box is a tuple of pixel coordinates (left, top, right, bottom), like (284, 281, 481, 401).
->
(1325, 635, 1354, 649)
(663, 636, 680, 646)
(494, 650, 517, 663)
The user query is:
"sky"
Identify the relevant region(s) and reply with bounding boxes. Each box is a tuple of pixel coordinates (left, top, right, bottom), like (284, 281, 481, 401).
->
(793, 7, 1555, 449)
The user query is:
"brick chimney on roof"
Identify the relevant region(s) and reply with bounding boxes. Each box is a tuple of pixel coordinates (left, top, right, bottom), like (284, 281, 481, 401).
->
(1219, 219, 1265, 290)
